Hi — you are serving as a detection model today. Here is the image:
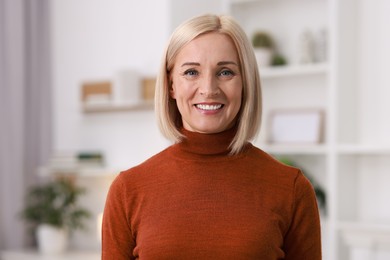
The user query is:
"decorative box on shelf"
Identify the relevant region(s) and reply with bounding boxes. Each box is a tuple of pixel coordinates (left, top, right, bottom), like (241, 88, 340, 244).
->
(80, 72, 156, 114)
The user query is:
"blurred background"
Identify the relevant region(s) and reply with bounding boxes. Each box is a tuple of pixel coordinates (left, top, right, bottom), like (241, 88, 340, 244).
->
(1, 0, 390, 259)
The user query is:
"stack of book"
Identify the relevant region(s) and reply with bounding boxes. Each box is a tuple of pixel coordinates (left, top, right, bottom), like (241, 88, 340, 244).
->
(77, 152, 104, 168)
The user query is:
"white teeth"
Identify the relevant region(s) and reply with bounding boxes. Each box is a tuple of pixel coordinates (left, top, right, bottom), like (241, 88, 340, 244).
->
(195, 104, 223, 111)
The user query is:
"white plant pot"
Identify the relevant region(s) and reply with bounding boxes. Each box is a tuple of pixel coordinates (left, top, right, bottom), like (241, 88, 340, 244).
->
(254, 47, 273, 67)
(36, 224, 68, 254)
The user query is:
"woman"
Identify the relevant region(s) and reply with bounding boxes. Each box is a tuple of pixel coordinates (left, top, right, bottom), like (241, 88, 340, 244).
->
(102, 14, 322, 259)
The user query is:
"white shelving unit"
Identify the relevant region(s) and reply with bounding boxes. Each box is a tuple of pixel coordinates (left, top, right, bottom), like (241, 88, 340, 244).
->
(332, 0, 390, 259)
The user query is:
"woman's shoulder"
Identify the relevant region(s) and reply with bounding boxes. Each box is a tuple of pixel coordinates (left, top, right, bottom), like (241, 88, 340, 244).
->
(246, 144, 295, 165)
(246, 144, 302, 178)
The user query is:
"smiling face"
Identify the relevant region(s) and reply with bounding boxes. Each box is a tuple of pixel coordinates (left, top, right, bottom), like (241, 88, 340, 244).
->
(170, 32, 243, 134)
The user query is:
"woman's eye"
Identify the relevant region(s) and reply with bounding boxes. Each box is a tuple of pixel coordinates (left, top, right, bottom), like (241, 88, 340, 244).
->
(219, 69, 234, 77)
(184, 69, 198, 76)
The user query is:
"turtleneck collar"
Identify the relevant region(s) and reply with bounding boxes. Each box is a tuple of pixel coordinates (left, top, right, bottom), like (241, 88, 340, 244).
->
(173, 127, 238, 157)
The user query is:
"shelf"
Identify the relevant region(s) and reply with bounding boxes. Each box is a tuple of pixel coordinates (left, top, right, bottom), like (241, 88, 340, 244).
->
(38, 166, 119, 178)
(259, 143, 328, 155)
(260, 63, 329, 79)
(338, 221, 390, 247)
(82, 101, 154, 113)
(0, 250, 100, 260)
(338, 221, 390, 232)
(230, 0, 263, 4)
(337, 144, 390, 155)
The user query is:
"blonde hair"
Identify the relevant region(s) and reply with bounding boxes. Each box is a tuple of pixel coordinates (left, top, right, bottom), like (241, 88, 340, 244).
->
(155, 14, 262, 154)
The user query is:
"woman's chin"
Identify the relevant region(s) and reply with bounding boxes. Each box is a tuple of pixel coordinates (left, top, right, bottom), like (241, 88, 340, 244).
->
(183, 124, 233, 134)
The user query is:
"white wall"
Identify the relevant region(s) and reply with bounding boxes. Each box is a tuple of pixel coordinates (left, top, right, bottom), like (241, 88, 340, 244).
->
(50, 0, 171, 170)
(169, 0, 226, 31)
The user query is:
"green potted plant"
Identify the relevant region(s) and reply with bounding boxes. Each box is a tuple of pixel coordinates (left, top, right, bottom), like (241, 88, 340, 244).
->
(21, 177, 90, 254)
(252, 31, 275, 67)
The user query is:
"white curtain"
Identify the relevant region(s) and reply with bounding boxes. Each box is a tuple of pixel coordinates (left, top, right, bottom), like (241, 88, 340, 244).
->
(0, 0, 51, 250)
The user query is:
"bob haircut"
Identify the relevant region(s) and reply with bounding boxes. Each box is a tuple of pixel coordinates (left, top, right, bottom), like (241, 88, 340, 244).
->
(155, 14, 262, 155)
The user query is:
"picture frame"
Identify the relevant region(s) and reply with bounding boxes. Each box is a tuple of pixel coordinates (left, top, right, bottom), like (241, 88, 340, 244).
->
(268, 109, 324, 144)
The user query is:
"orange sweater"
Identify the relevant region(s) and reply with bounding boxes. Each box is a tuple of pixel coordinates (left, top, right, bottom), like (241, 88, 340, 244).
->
(102, 128, 322, 259)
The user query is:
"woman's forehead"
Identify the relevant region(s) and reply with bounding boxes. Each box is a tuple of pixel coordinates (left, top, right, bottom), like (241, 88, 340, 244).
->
(174, 32, 239, 66)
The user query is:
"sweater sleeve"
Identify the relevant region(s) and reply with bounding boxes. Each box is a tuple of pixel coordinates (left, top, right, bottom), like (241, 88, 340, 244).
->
(102, 174, 136, 260)
(284, 170, 322, 260)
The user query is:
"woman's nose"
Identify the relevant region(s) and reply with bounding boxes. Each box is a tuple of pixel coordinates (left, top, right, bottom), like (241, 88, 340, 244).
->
(199, 74, 220, 97)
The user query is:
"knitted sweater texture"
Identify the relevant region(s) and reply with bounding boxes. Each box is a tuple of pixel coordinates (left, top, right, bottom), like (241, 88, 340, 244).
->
(102, 128, 322, 259)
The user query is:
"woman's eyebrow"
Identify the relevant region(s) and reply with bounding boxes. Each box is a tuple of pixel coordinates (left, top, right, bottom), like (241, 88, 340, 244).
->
(181, 62, 200, 67)
(217, 61, 239, 66)
(181, 61, 239, 67)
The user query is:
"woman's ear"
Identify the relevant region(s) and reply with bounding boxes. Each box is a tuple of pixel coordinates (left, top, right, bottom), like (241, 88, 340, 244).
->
(169, 90, 175, 99)
(169, 80, 176, 99)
